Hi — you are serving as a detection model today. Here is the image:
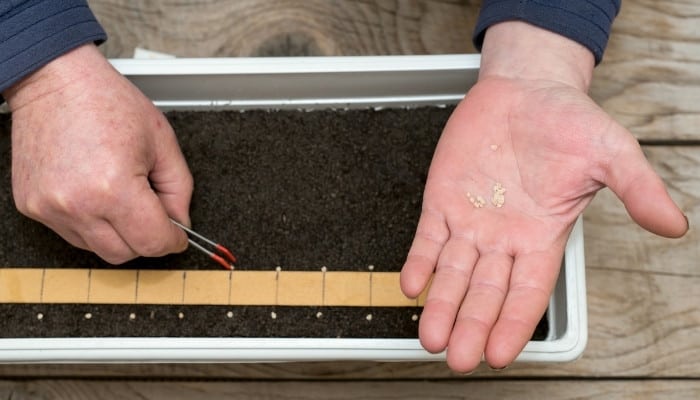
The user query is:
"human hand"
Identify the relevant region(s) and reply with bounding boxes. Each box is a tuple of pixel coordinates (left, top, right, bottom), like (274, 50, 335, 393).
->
(3, 44, 193, 264)
(400, 22, 688, 373)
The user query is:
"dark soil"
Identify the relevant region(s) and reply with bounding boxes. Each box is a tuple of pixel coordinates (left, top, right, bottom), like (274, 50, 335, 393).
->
(0, 108, 547, 340)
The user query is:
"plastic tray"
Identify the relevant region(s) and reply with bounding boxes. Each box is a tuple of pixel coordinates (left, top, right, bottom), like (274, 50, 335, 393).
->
(0, 55, 586, 363)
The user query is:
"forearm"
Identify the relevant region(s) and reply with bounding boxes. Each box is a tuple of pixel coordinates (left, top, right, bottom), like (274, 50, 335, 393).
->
(479, 21, 595, 92)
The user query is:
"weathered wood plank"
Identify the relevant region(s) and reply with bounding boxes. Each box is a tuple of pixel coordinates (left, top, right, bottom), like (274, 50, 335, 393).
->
(88, 0, 477, 58)
(583, 147, 700, 277)
(2, 379, 700, 400)
(591, 0, 700, 141)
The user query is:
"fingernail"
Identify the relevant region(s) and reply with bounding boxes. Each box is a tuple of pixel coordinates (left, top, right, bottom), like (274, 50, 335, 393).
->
(458, 369, 476, 376)
(685, 214, 690, 230)
(489, 365, 508, 371)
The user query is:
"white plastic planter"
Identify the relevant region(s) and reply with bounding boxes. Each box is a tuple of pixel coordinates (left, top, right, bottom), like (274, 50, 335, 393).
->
(0, 55, 586, 363)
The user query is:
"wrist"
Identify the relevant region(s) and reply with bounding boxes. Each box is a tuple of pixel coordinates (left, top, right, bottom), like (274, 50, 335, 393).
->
(478, 21, 595, 92)
(2, 44, 109, 112)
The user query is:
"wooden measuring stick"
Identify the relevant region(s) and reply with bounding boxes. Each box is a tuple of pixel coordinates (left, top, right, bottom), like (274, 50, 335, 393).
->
(0, 268, 429, 307)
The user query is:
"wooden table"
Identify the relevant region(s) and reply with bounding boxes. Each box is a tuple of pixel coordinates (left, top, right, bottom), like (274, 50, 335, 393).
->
(1, 1, 698, 398)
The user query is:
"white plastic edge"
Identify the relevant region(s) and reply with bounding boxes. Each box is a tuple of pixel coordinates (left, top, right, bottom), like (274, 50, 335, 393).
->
(110, 54, 481, 75)
(108, 55, 481, 110)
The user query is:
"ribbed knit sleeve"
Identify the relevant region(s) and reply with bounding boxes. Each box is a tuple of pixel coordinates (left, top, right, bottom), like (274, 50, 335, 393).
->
(473, 0, 621, 64)
(0, 0, 107, 95)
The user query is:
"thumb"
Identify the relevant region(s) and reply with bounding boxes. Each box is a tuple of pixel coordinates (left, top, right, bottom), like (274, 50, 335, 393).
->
(149, 119, 194, 228)
(601, 123, 688, 238)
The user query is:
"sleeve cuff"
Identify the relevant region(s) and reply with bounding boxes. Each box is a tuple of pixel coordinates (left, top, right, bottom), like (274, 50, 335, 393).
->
(472, 0, 621, 65)
(0, 0, 107, 98)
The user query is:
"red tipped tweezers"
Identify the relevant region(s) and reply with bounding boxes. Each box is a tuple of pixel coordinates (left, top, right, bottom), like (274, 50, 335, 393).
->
(170, 219, 237, 270)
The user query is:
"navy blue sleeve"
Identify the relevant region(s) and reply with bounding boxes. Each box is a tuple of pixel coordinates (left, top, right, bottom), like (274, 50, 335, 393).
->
(473, 0, 621, 64)
(0, 0, 107, 96)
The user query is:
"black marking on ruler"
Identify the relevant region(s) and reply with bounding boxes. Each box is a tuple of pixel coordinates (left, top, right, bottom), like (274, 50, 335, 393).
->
(321, 266, 327, 307)
(367, 265, 374, 321)
(86, 269, 93, 303)
(39, 268, 46, 304)
(227, 270, 233, 306)
(275, 267, 280, 305)
(134, 270, 140, 304)
(181, 270, 187, 304)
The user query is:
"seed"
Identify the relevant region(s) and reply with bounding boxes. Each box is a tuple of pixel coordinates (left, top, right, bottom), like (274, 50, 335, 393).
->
(491, 182, 506, 208)
(467, 192, 485, 208)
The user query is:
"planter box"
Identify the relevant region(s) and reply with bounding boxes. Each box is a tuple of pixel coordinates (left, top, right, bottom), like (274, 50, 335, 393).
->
(0, 55, 586, 363)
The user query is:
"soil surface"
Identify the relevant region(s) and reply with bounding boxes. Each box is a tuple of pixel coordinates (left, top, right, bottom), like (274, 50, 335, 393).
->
(0, 108, 450, 271)
(0, 108, 547, 340)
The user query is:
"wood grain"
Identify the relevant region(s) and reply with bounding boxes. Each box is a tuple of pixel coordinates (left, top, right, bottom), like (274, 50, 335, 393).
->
(2, 379, 700, 400)
(583, 147, 700, 276)
(591, 0, 700, 142)
(88, 0, 477, 58)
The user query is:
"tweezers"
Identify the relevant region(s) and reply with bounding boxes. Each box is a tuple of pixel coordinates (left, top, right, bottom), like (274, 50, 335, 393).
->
(170, 219, 237, 270)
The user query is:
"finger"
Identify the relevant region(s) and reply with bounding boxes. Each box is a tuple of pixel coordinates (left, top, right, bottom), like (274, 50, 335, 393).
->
(602, 123, 688, 238)
(418, 236, 478, 353)
(148, 115, 194, 227)
(400, 208, 449, 298)
(108, 180, 189, 258)
(79, 219, 138, 264)
(484, 247, 564, 368)
(446, 252, 512, 373)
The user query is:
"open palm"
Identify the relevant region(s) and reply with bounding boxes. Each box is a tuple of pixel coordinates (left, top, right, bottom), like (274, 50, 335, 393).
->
(401, 77, 687, 372)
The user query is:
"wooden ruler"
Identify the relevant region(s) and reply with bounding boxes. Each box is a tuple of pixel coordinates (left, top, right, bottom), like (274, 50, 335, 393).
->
(0, 268, 429, 307)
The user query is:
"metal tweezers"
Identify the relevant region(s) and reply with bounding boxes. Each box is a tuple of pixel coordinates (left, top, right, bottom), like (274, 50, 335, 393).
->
(170, 219, 237, 270)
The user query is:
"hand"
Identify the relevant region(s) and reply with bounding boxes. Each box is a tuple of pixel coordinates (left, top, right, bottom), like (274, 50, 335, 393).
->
(400, 22, 688, 373)
(3, 44, 193, 264)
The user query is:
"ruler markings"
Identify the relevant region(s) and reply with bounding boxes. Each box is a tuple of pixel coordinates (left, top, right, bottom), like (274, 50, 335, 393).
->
(181, 271, 187, 304)
(368, 266, 374, 307)
(39, 268, 46, 303)
(227, 270, 233, 306)
(321, 266, 327, 307)
(86, 269, 93, 303)
(0, 268, 428, 307)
